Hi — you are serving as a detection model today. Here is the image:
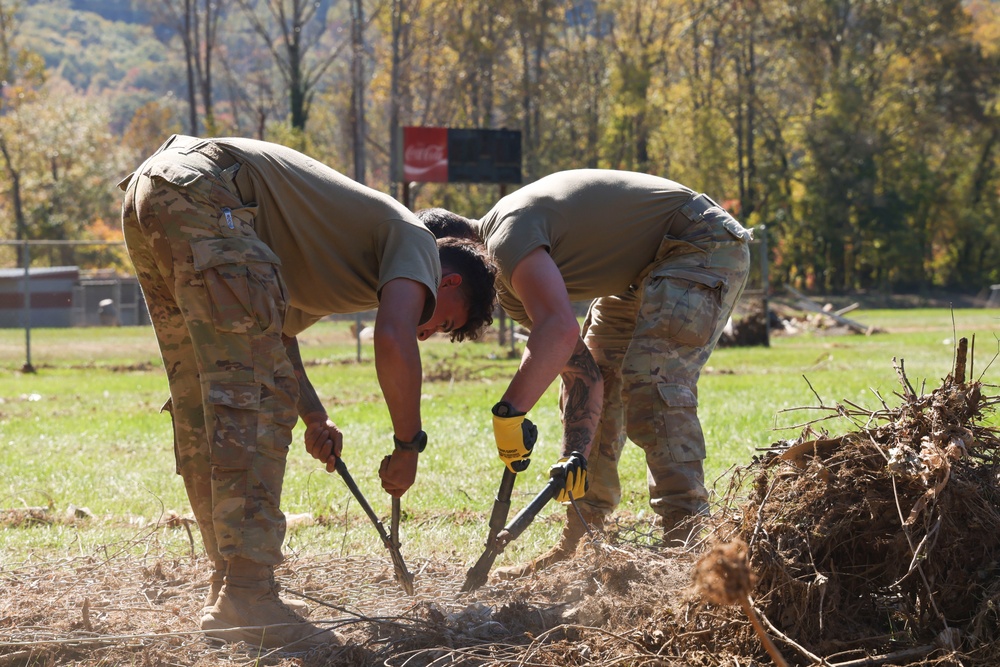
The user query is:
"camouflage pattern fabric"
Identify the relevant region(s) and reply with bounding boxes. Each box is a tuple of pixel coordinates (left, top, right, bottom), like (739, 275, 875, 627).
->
(121, 145, 296, 566)
(571, 205, 751, 521)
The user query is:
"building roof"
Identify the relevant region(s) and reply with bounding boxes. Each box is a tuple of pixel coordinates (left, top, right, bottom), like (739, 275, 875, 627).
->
(0, 266, 80, 280)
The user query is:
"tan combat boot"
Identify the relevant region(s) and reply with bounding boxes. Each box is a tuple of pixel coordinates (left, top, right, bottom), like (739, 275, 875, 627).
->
(203, 564, 310, 616)
(655, 509, 703, 547)
(494, 506, 605, 580)
(201, 557, 338, 649)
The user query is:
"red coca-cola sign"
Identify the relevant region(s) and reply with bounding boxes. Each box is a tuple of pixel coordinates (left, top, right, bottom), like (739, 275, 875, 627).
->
(403, 126, 449, 182)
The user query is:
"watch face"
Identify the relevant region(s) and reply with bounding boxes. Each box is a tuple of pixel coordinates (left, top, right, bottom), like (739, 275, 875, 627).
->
(414, 430, 428, 451)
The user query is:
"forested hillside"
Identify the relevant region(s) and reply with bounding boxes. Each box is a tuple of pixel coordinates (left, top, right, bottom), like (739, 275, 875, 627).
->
(2, 0, 998, 296)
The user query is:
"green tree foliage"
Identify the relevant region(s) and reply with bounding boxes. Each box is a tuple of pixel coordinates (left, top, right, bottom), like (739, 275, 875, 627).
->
(2, 0, 998, 295)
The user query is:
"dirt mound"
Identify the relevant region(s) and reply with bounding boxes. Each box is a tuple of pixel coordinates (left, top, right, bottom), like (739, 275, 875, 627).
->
(704, 338, 1000, 666)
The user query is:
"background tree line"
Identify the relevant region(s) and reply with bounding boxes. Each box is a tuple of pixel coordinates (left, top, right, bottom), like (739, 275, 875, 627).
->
(1, 0, 998, 295)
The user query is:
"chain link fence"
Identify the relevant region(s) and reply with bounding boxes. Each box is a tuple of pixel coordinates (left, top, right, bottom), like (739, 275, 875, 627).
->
(0, 240, 145, 370)
(1, 228, 770, 370)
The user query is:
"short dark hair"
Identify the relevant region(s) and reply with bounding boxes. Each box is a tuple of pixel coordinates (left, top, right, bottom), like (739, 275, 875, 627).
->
(438, 236, 497, 342)
(418, 208, 480, 241)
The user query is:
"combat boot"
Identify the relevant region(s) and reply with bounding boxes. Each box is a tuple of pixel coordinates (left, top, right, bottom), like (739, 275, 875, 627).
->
(201, 557, 338, 649)
(495, 506, 605, 580)
(203, 564, 310, 616)
(655, 509, 704, 547)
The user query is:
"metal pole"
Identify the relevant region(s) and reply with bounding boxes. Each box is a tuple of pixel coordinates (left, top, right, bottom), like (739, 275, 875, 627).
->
(1, 239, 125, 370)
(21, 241, 34, 373)
(114, 277, 122, 327)
(356, 313, 362, 362)
(758, 224, 770, 347)
(497, 183, 517, 356)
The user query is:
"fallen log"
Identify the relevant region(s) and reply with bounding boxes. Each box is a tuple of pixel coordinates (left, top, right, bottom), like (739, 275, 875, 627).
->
(785, 286, 877, 335)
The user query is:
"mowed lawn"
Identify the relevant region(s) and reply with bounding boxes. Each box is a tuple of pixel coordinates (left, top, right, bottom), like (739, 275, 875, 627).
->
(1, 307, 998, 569)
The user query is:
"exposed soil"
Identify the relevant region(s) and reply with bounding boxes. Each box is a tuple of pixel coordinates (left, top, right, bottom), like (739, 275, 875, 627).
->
(3, 341, 999, 666)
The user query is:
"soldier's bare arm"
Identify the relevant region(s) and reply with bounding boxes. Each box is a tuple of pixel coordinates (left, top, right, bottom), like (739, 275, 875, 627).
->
(283, 334, 342, 472)
(558, 338, 603, 459)
(373, 277, 427, 495)
(500, 247, 580, 413)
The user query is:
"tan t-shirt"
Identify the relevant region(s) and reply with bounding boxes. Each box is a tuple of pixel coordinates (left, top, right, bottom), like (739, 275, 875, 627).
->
(205, 138, 440, 336)
(477, 169, 694, 326)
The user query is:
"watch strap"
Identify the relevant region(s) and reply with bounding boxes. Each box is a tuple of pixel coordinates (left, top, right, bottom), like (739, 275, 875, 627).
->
(393, 430, 427, 453)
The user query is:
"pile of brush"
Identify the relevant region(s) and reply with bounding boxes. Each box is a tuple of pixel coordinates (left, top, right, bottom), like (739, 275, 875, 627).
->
(707, 338, 1000, 666)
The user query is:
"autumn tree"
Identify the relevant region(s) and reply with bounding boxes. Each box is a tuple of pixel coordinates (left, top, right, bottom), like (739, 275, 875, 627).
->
(141, 0, 230, 136)
(601, 0, 677, 173)
(235, 0, 349, 141)
(542, 1, 611, 170)
(122, 100, 184, 166)
(0, 0, 46, 260)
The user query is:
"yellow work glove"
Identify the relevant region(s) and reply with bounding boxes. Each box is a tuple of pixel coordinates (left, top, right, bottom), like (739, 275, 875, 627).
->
(492, 401, 537, 473)
(551, 452, 588, 503)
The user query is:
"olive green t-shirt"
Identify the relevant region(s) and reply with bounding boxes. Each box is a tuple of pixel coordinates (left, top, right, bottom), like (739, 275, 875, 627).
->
(477, 169, 695, 327)
(209, 138, 440, 336)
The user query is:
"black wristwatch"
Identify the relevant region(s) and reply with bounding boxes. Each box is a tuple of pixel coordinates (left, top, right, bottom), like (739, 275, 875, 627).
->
(393, 430, 428, 453)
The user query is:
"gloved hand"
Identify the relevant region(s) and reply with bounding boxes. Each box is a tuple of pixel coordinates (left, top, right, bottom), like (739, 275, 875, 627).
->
(550, 452, 588, 503)
(492, 401, 537, 473)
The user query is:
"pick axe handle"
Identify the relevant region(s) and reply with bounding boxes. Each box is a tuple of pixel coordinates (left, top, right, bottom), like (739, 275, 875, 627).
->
(497, 476, 562, 546)
(391, 496, 402, 546)
(334, 458, 415, 594)
(389, 496, 415, 595)
(460, 468, 518, 592)
(333, 458, 388, 541)
(486, 469, 517, 546)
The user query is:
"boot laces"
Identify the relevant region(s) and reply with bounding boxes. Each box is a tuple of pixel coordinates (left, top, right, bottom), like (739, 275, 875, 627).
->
(245, 578, 308, 623)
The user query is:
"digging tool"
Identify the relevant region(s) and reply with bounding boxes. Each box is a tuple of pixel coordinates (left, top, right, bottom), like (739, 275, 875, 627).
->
(461, 472, 564, 592)
(460, 468, 517, 592)
(390, 496, 415, 592)
(333, 458, 415, 595)
(494, 475, 562, 548)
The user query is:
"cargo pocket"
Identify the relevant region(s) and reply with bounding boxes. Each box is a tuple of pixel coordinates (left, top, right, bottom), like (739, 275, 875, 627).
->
(207, 381, 260, 470)
(656, 382, 705, 462)
(191, 237, 285, 335)
(639, 267, 725, 348)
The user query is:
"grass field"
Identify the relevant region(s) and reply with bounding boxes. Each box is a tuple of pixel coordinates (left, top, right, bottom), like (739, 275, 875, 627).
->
(2, 307, 999, 571)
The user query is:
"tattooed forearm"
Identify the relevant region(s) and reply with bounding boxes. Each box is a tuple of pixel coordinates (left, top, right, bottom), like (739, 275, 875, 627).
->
(558, 338, 604, 458)
(282, 334, 325, 417)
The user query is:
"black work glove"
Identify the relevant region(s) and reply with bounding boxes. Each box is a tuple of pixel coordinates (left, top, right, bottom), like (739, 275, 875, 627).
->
(550, 452, 588, 503)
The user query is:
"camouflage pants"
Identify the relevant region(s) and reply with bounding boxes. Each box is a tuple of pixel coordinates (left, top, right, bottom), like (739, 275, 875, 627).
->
(569, 204, 751, 520)
(120, 141, 296, 566)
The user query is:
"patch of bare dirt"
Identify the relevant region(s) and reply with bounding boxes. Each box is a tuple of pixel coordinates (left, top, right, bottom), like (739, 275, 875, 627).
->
(3, 341, 998, 666)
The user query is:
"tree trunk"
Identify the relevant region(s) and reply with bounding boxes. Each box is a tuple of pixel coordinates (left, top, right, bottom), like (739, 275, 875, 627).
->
(183, 0, 198, 134)
(0, 137, 27, 263)
(351, 0, 366, 184)
(388, 0, 404, 198)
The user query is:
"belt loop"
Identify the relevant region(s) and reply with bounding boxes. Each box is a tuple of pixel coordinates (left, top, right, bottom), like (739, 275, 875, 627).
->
(679, 193, 719, 223)
(194, 142, 238, 170)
